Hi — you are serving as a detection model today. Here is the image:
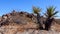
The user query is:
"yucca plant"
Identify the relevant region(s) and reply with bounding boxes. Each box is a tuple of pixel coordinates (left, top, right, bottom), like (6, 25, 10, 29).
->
(33, 6, 43, 29)
(44, 6, 58, 30)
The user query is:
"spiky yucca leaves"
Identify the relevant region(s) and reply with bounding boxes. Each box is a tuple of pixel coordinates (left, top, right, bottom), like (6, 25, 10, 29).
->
(45, 6, 58, 30)
(33, 6, 41, 14)
(33, 6, 43, 30)
(45, 6, 58, 18)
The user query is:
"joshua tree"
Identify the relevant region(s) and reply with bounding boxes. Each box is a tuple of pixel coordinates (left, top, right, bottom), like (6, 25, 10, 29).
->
(44, 6, 58, 30)
(33, 6, 43, 29)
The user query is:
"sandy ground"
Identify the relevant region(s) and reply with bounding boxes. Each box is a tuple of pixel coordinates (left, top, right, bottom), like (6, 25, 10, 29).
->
(0, 23, 60, 34)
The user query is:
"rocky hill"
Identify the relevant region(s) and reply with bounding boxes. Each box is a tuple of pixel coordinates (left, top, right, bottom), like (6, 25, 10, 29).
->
(0, 11, 60, 34)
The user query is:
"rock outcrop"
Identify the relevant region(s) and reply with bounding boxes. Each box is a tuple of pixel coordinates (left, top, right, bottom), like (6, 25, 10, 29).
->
(0, 11, 60, 34)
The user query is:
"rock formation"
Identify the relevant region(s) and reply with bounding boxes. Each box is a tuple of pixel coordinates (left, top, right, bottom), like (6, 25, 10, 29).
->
(0, 11, 60, 34)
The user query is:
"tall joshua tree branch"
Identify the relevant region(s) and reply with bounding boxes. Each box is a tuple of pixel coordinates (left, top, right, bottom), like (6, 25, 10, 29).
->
(33, 6, 43, 29)
(44, 6, 58, 30)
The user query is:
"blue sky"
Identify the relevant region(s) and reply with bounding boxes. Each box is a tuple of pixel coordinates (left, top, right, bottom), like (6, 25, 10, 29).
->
(0, 0, 60, 18)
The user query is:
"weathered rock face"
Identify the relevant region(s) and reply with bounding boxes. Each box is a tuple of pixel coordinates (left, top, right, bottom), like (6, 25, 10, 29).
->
(0, 11, 60, 34)
(0, 11, 37, 26)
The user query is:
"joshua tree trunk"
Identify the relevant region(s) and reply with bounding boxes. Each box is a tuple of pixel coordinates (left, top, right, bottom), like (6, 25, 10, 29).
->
(37, 13, 43, 30)
(45, 18, 54, 30)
